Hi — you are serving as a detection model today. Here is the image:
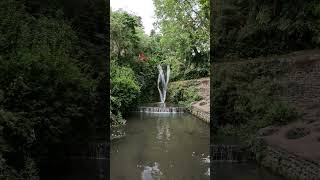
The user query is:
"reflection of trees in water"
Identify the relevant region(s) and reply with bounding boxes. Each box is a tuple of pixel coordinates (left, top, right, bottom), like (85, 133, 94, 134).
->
(156, 118, 171, 141)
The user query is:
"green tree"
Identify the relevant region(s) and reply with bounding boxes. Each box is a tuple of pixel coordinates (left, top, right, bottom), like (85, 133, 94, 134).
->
(110, 9, 140, 63)
(212, 0, 320, 60)
(0, 0, 104, 178)
(153, 0, 210, 79)
(110, 9, 158, 125)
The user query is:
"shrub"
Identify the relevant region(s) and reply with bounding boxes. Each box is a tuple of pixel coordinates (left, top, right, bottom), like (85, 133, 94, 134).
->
(212, 61, 297, 144)
(111, 62, 141, 114)
(168, 84, 202, 108)
(0, 0, 98, 177)
(286, 127, 310, 140)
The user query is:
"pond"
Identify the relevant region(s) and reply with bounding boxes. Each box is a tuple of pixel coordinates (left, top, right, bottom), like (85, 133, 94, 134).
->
(111, 112, 210, 180)
(41, 111, 284, 180)
(111, 112, 285, 180)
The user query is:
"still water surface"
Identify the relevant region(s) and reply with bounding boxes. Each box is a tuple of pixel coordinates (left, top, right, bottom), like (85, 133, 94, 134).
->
(111, 112, 210, 180)
(42, 112, 284, 180)
(111, 112, 284, 180)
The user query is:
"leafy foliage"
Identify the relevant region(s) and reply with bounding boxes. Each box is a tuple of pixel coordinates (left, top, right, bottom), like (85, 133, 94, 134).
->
(212, 0, 320, 60)
(0, 0, 106, 178)
(153, 0, 210, 79)
(111, 62, 141, 112)
(110, 10, 159, 125)
(110, 10, 141, 63)
(110, 1, 210, 121)
(212, 61, 297, 145)
(168, 83, 202, 108)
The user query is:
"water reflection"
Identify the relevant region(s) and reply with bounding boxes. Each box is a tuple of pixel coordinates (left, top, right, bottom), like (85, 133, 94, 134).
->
(201, 156, 210, 164)
(156, 118, 171, 141)
(205, 168, 210, 176)
(111, 113, 210, 180)
(141, 162, 163, 180)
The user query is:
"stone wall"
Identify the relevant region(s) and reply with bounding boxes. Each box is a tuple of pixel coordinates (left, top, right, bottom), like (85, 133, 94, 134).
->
(189, 106, 210, 123)
(256, 141, 320, 180)
(281, 52, 320, 122)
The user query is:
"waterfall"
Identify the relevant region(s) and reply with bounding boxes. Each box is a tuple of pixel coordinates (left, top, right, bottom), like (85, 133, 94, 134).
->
(157, 64, 170, 103)
(136, 106, 185, 113)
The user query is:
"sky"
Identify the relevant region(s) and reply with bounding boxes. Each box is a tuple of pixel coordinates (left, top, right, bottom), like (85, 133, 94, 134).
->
(110, 0, 156, 35)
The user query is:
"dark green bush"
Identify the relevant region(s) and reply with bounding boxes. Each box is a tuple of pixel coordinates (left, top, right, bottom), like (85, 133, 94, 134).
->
(183, 67, 209, 80)
(212, 61, 297, 144)
(111, 62, 141, 113)
(286, 127, 310, 140)
(212, 0, 320, 60)
(130, 61, 158, 104)
(0, 0, 100, 177)
(110, 10, 159, 124)
(168, 84, 202, 108)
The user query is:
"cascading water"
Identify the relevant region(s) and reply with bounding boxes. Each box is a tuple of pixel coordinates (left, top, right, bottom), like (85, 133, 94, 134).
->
(134, 64, 185, 113)
(157, 64, 170, 103)
(136, 106, 185, 113)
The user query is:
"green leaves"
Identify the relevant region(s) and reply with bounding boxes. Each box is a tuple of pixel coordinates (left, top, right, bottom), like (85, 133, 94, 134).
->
(153, 0, 209, 78)
(168, 83, 202, 108)
(0, 0, 24, 54)
(110, 9, 159, 121)
(110, 10, 141, 62)
(0, 0, 101, 178)
(212, 62, 297, 144)
(111, 65, 141, 110)
(110, 61, 142, 116)
(213, 0, 320, 59)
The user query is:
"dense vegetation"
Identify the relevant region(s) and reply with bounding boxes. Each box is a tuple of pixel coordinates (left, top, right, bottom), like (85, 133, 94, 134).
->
(211, 0, 320, 145)
(154, 0, 210, 80)
(0, 0, 107, 179)
(168, 81, 202, 108)
(212, 61, 297, 145)
(110, 0, 209, 126)
(110, 9, 158, 126)
(212, 0, 320, 60)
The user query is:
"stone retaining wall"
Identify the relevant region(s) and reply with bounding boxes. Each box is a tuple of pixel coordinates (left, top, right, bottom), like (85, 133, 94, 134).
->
(257, 142, 320, 180)
(189, 106, 210, 123)
(282, 53, 320, 122)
